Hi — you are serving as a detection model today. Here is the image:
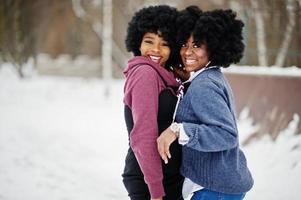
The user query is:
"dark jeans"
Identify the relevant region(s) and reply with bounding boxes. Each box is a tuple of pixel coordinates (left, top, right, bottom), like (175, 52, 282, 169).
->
(191, 189, 246, 200)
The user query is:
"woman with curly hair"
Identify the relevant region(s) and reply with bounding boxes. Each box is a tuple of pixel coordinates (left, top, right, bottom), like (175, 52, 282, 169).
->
(122, 5, 184, 200)
(157, 7, 254, 200)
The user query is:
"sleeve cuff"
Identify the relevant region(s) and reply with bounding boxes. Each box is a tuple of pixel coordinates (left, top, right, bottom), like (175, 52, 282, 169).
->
(178, 123, 190, 145)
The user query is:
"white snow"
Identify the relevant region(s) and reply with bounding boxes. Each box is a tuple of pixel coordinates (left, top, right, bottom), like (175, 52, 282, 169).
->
(0, 63, 301, 200)
(237, 110, 301, 200)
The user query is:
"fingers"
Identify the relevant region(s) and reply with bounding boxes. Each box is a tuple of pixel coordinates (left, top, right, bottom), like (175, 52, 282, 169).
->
(165, 144, 171, 159)
(163, 141, 171, 164)
(157, 138, 169, 164)
(157, 134, 172, 164)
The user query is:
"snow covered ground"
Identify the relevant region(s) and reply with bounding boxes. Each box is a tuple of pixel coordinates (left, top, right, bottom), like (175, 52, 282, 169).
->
(0, 63, 301, 200)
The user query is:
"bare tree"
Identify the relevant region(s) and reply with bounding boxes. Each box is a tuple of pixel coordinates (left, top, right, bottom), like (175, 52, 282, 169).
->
(250, 0, 268, 66)
(0, 0, 35, 77)
(102, 0, 112, 97)
(275, 0, 297, 67)
(71, 0, 127, 72)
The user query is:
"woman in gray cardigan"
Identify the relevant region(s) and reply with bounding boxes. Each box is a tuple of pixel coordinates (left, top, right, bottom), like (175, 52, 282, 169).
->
(157, 7, 254, 200)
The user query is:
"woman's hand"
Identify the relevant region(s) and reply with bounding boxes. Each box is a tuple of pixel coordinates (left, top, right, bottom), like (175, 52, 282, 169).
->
(157, 127, 177, 164)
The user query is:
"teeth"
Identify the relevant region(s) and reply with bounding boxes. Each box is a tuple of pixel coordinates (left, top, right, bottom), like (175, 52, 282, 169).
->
(149, 56, 161, 63)
(186, 59, 196, 64)
(150, 56, 160, 60)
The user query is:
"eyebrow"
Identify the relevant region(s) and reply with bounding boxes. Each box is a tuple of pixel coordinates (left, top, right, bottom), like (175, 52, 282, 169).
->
(143, 36, 154, 40)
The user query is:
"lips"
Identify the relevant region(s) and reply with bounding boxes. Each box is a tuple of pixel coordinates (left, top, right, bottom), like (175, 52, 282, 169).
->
(149, 55, 162, 64)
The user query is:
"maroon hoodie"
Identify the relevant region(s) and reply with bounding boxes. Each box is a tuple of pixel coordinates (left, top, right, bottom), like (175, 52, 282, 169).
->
(123, 56, 179, 198)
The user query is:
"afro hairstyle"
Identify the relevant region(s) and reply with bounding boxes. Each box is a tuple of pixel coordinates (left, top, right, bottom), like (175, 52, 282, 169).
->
(176, 6, 203, 46)
(192, 9, 245, 67)
(125, 5, 178, 69)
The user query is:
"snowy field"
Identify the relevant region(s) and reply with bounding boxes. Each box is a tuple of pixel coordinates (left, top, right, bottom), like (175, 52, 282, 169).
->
(0, 64, 301, 200)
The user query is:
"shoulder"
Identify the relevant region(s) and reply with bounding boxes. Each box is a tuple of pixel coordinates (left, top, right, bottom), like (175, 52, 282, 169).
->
(134, 63, 156, 73)
(186, 70, 227, 100)
(195, 68, 226, 88)
(131, 64, 160, 82)
(128, 56, 160, 77)
(193, 68, 221, 84)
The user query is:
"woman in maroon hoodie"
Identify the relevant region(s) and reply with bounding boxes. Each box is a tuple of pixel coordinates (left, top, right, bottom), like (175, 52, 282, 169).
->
(122, 5, 184, 200)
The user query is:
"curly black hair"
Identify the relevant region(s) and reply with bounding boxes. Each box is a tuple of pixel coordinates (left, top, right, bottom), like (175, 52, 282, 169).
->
(125, 5, 178, 69)
(192, 9, 245, 67)
(174, 6, 203, 67)
(176, 6, 203, 46)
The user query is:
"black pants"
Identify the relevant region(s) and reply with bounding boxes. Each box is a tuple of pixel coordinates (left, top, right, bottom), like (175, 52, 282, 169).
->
(123, 174, 183, 200)
(122, 149, 183, 200)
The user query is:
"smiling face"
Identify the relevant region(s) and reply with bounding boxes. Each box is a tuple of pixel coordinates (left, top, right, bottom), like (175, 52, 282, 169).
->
(139, 32, 171, 67)
(180, 35, 210, 72)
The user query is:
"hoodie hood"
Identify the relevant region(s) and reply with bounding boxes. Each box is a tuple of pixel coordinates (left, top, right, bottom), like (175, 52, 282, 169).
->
(124, 56, 179, 88)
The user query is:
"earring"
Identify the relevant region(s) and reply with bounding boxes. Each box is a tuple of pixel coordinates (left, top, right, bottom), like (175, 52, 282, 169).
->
(205, 61, 211, 67)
